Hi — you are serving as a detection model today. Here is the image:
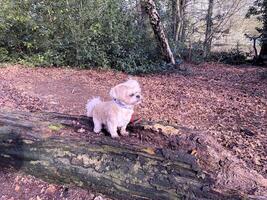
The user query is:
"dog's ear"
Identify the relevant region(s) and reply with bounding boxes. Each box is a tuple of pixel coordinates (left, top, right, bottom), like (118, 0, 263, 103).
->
(110, 84, 128, 99)
(110, 85, 122, 99)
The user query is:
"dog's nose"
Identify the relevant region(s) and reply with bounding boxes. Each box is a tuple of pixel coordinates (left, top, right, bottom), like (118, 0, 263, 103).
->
(136, 95, 140, 99)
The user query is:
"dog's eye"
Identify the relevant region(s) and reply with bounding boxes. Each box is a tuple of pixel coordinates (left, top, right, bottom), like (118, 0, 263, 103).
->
(129, 93, 135, 97)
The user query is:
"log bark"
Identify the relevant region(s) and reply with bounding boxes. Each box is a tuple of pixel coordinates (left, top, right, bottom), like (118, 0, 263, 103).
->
(141, 0, 176, 64)
(0, 110, 240, 200)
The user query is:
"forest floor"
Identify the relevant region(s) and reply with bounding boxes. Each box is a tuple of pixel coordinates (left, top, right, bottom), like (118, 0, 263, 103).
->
(0, 63, 266, 200)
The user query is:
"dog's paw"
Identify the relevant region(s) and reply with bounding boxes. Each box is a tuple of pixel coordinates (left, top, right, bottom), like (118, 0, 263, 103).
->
(111, 134, 120, 139)
(93, 128, 101, 133)
(121, 131, 129, 136)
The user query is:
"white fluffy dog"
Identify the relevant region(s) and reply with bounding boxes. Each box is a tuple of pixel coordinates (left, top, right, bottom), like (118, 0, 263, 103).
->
(86, 79, 142, 138)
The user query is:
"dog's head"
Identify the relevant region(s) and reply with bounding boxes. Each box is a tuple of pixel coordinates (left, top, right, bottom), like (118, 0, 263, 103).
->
(110, 79, 142, 106)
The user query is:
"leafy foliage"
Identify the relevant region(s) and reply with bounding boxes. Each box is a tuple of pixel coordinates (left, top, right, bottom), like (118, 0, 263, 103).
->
(246, 0, 265, 20)
(0, 0, 160, 73)
(209, 43, 250, 65)
(0, 0, 261, 70)
(0, 47, 9, 62)
(246, 0, 267, 33)
(178, 42, 205, 64)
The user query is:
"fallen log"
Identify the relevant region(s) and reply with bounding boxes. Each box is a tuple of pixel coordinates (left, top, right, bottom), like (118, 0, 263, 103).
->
(0, 110, 240, 200)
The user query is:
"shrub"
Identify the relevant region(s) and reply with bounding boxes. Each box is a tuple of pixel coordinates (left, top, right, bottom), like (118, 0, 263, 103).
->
(0, 0, 161, 74)
(177, 41, 205, 64)
(208, 49, 249, 65)
(0, 48, 9, 62)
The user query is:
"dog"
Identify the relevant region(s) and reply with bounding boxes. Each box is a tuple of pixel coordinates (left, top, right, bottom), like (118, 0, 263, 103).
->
(86, 79, 142, 138)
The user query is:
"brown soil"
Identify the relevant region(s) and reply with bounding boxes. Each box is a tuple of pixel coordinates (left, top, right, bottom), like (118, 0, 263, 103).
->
(0, 63, 266, 199)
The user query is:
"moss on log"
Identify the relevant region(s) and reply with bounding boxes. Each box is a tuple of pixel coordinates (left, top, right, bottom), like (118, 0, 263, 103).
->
(0, 110, 241, 200)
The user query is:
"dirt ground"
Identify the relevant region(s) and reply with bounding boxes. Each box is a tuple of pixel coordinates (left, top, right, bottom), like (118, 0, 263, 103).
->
(0, 63, 266, 199)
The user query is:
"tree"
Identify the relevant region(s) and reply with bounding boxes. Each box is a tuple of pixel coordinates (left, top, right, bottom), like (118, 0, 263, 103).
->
(261, 0, 267, 62)
(203, 0, 214, 58)
(141, 0, 176, 64)
(202, 0, 246, 59)
(246, 0, 267, 63)
(172, 0, 188, 42)
(244, 33, 262, 59)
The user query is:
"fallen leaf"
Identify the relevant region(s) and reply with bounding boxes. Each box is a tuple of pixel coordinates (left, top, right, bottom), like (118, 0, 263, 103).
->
(142, 147, 156, 155)
(48, 124, 64, 132)
(14, 185, 20, 192)
(45, 185, 57, 194)
(77, 128, 86, 133)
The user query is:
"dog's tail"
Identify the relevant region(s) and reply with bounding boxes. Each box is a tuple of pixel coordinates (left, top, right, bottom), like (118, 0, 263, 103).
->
(86, 97, 102, 117)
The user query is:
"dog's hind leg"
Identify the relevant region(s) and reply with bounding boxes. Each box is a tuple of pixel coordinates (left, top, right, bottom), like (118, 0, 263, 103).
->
(93, 118, 102, 133)
(121, 125, 129, 136)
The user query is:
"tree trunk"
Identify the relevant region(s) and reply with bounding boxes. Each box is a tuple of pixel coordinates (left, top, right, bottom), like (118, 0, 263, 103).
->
(0, 110, 239, 200)
(136, 0, 147, 28)
(203, 0, 214, 59)
(259, 0, 267, 64)
(172, 0, 187, 42)
(172, 0, 180, 42)
(141, 0, 176, 64)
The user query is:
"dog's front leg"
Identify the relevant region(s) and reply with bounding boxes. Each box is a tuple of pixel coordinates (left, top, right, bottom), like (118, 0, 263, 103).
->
(107, 121, 120, 138)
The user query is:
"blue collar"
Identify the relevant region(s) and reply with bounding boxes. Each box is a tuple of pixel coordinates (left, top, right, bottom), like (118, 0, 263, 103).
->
(113, 98, 133, 110)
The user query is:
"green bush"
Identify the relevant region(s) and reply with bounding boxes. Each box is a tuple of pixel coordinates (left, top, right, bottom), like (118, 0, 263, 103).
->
(209, 49, 249, 65)
(176, 41, 249, 65)
(177, 42, 205, 64)
(0, 0, 160, 73)
(0, 48, 9, 62)
(0, 0, 254, 72)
